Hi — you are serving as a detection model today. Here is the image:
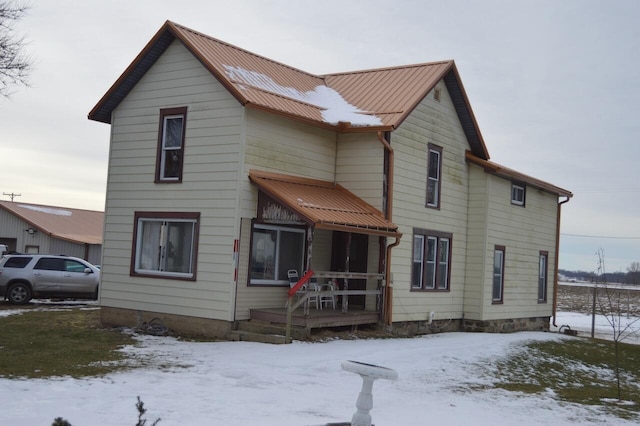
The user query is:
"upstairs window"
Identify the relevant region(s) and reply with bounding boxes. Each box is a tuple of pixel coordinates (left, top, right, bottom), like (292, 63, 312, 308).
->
(156, 107, 187, 183)
(426, 144, 442, 208)
(511, 183, 526, 206)
(411, 229, 451, 291)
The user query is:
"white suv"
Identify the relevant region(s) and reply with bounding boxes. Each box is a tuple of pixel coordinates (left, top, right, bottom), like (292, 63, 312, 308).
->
(0, 254, 100, 304)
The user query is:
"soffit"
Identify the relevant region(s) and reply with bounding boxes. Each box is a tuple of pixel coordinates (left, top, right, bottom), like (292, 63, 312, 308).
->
(248, 170, 401, 238)
(0, 201, 104, 245)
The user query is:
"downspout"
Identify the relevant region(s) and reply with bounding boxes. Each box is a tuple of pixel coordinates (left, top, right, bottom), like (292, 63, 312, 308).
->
(377, 131, 401, 325)
(552, 196, 571, 327)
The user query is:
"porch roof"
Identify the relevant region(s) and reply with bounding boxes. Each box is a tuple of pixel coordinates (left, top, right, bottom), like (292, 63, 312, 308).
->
(249, 170, 401, 238)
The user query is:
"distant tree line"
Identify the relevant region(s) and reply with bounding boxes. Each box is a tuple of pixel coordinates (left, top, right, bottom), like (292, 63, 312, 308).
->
(560, 261, 640, 285)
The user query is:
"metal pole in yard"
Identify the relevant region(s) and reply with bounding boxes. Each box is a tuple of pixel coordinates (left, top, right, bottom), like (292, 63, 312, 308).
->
(591, 285, 597, 338)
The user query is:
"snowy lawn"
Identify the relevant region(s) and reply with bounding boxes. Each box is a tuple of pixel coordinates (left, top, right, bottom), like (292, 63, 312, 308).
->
(1, 309, 639, 425)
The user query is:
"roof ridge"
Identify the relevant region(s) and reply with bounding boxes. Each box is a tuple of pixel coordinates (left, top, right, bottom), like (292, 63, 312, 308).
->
(169, 21, 326, 83)
(323, 60, 454, 78)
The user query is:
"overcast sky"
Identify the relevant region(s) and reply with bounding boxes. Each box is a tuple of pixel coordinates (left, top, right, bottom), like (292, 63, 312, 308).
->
(1, 0, 638, 272)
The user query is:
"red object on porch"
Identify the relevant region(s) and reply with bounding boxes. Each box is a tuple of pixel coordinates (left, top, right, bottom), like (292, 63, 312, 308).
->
(287, 269, 314, 297)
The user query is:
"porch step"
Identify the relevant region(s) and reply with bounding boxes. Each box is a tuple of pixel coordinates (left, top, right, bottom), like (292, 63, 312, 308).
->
(227, 329, 288, 345)
(235, 319, 311, 341)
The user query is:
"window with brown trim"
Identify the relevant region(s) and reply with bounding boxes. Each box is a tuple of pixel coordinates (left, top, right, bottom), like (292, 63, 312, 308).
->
(131, 211, 199, 280)
(156, 107, 187, 183)
(492, 246, 505, 303)
(249, 222, 305, 286)
(426, 144, 442, 209)
(411, 228, 451, 291)
(538, 251, 548, 302)
(511, 182, 526, 206)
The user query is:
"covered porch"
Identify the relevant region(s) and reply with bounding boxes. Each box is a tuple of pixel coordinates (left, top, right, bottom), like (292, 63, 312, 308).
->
(242, 170, 402, 331)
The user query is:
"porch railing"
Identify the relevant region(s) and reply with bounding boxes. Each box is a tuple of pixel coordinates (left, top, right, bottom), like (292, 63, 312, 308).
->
(285, 270, 385, 343)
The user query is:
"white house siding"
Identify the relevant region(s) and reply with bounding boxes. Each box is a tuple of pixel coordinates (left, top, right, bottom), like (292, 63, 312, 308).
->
(390, 82, 469, 323)
(336, 133, 384, 211)
(100, 40, 243, 321)
(482, 174, 559, 320)
(463, 165, 490, 320)
(234, 110, 338, 319)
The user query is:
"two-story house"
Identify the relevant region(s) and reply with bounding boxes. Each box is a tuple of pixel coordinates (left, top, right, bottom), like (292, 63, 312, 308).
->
(88, 21, 572, 340)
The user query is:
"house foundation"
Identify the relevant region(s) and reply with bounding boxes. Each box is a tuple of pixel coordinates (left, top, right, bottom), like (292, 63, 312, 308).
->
(463, 316, 550, 333)
(100, 306, 233, 339)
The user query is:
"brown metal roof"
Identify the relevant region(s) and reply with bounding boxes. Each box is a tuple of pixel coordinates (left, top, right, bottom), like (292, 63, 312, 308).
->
(88, 21, 489, 158)
(465, 151, 573, 198)
(0, 201, 104, 245)
(248, 170, 401, 238)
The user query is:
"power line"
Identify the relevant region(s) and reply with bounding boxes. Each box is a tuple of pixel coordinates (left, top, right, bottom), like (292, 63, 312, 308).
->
(3, 192, 21, 202)
(561, 233, 640, 240)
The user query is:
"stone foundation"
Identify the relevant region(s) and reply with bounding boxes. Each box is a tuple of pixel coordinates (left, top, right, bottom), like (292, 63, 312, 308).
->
(388, 319, 463, 337)
(389, 316, 550, 337)
(463, 316, 550, 333)
(100, 306, 233, 339)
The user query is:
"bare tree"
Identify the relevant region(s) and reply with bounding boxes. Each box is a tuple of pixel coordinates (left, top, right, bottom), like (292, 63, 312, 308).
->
(0, 1, 31, 97)
(594, 249, 640, 401)
(627, 261, 640, 285)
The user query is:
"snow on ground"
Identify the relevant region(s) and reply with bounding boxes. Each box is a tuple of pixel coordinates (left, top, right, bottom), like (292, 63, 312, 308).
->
(1, 310, 638, 425)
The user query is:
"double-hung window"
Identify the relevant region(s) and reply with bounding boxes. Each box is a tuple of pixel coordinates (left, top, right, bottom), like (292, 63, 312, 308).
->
(511, 182, 526, 206)
(426, 144, 442, 208)
(249, 223, 305, 285)
(411, 229, 451, 290)
(538, 251, 548, 302)
(156, 107, 187, 182)
(132, 212, 199, 280)
(492, 246, 505, 303)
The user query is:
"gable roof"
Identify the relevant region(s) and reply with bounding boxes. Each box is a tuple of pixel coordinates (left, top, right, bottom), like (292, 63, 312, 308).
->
(88, 20, 489, 159)
(249, 170, 401, 238)
(0, 201, 104, 245)
(465, 151, 573, 198)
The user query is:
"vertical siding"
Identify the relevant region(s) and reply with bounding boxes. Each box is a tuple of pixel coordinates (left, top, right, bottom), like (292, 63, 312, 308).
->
(481, 175, 559, 320)
(390, 82, 469, 322)
(101, 40, 243, 321)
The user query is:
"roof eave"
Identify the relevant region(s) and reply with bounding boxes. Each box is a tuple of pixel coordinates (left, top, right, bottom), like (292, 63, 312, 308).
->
(88, 21, 251, 124)
(465, 151, 573, 198)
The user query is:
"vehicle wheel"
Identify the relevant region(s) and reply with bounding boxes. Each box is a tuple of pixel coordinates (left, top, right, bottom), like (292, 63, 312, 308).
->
(7, 282, 32, 305)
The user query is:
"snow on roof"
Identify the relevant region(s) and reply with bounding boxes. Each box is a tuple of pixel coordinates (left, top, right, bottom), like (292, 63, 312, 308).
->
(223, 65, 383, 127)
(18, 204, 72, 216)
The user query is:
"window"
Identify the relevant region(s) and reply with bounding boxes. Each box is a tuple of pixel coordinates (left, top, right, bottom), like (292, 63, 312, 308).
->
(492, 246, 505, 303)
(511, 183, 526, 206)
(411, 229, 451, 290)
(2, 256, 32, 268)
(249, 223, 305, 285)
(156, 107, 187, 182)
(538, 251, 548, 302)
(426, 144, 442, 208)
(131, 212, 199, 280)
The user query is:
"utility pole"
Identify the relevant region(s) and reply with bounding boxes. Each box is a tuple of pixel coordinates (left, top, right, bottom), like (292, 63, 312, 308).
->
(3, 192, 21, 202)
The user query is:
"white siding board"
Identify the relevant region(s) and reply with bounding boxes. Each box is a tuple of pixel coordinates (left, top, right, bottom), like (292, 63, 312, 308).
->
(390, 83, 470, 322)
(101, 40, 243, 321)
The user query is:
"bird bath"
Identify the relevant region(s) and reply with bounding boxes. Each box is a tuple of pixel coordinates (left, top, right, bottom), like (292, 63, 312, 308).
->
(341, 360, 398, 426)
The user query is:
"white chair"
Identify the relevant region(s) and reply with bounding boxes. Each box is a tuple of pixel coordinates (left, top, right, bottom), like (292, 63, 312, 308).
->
(318, 279, 337, 309)
(288, 269, 319, 310)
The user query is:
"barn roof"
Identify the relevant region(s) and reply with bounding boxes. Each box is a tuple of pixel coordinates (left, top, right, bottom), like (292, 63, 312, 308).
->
(0, 201, 104, 245)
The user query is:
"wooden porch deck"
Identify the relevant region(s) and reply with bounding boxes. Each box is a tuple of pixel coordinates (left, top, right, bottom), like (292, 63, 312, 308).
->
(250, 307, 380, 329)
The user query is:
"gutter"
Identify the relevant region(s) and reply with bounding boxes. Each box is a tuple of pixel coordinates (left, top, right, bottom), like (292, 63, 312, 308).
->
(377, 131, 401, 325)
(552, 195, 572, 327)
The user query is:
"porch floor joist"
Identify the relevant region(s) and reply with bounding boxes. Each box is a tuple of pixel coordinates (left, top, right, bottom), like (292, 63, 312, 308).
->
(249, 308, 379, 329)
